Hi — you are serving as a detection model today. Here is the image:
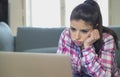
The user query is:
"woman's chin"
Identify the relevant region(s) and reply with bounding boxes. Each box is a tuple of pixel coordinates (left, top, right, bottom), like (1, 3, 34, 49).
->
(75, 43, 83, 46)
(73, 40, 83, 46)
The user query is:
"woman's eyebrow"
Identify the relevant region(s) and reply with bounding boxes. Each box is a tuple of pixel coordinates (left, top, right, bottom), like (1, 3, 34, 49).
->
(80, 29, 90, 31)
(70, 26, 76, 30)
(70, 26, 91, 31)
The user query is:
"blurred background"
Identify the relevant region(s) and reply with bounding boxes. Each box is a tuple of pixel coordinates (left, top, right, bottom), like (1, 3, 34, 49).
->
(0, 0, 120, 35)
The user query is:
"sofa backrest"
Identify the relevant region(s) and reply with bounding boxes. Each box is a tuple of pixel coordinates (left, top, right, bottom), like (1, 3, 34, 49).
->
(13, 26, 120, 68)
(108, 26, 120, 41)
(15, 27, 64, 51)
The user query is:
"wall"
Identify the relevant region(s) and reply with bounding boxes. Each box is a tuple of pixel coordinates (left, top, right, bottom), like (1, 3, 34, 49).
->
(9, 0, 25, 35)
(0, 0, 8, 24)
(109, 0, 120, 26)
(97, 0, 109, 26)
(9, 0, 120, 35)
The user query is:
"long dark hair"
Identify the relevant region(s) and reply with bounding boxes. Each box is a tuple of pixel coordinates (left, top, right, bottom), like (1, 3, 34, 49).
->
(70, 0, 119, 55)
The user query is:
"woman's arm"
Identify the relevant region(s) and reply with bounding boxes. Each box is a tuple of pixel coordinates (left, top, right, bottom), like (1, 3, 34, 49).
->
(57, 28, 70, 54)
(82, 34, 115, 77)
(57, 30, 65, 54)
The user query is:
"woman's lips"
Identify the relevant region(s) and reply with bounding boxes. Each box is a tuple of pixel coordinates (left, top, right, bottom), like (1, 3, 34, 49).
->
(73, 40, 83, 46)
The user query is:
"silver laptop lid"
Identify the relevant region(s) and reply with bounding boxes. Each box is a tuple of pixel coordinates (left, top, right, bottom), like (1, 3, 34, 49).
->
(0, 52, 72, 77)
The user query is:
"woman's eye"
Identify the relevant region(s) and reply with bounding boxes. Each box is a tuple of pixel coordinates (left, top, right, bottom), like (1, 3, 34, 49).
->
(80, 30, 88, 33)
(70, 27, 76, 32)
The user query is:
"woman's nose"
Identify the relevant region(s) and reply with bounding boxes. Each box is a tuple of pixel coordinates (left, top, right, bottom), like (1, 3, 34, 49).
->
(75, 32, 80, 40)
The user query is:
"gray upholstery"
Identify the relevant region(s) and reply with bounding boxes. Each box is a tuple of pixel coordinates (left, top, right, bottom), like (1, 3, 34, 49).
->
(24, 47, 57, 53)
(0, 22, 14, 51)
(15, 27, 64, 51)
(109, 26, 120, 40)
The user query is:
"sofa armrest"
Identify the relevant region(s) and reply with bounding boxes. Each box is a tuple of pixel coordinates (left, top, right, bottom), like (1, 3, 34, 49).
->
(0, 22, 14, 51)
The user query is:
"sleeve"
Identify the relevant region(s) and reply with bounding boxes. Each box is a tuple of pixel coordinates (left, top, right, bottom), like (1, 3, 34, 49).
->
(57, 29, 69, 54)
(81, 34, 115, 77)
(57, 30, 65, 54)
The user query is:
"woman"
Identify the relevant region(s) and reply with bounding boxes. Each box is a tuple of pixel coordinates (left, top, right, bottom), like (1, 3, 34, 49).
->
(57, 0, 120, 77)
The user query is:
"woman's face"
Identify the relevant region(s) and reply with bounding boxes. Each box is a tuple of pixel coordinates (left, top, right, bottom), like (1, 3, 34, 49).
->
(70, 19, 93, 46)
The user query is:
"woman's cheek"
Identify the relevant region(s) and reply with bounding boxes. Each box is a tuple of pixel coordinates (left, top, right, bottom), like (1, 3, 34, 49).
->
(70, 32, 75, 40)
(81, 34, 90, 42)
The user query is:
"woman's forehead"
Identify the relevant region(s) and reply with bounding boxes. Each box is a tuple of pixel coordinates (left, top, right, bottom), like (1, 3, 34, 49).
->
(70, 20, 93, 29)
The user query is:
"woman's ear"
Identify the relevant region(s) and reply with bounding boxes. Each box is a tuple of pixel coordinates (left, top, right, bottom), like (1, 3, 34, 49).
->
(95, 23, 99, 29)
(96, 23, 99, 26)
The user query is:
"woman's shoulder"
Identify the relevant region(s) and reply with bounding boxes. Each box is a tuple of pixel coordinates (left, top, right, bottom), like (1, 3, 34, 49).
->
(60, 28, 71, 44)
(61, 27, 70, 37)
(102, 33, 114, 42)
(101, 33, 115, 52)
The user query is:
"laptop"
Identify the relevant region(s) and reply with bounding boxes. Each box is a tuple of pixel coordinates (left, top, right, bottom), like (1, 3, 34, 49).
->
(0, 52, 72, 77)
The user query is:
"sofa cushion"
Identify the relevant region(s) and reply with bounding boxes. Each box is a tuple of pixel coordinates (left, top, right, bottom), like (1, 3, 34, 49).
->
(0, 22, 14, 51)
(15, 27, 64, 51)
(24, 47, 57, 53)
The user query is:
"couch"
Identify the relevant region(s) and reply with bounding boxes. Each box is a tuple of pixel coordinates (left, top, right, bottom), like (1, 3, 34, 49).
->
(0, 22, 120, 68)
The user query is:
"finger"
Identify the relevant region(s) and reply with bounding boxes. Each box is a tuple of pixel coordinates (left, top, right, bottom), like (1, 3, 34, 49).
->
(87, 30, 91, 36)
(91, 30, 99, 40)
(93, 30, 100, 40)
(90, 30, 95, 38)
(85, 31, 91, 39)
